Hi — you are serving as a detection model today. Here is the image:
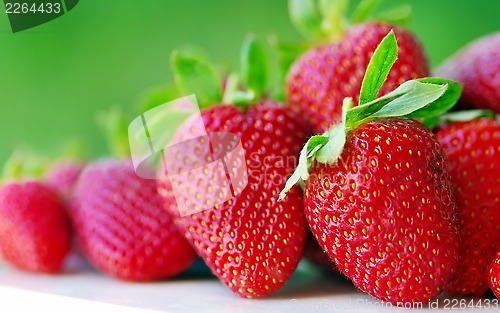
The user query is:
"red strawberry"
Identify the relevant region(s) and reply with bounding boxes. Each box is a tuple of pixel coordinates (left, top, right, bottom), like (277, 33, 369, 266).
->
(45, 160, 84, 200)
(435, 33, 500, 112)
(71, 160, 197, 281)
(158, 99, 310, 298)
(287, 22, 429, 133)
(435, 118, 500, 296)
(0, 181, 71, 273)
(489, 250, 500, 299)
(304, 119, 459, 305)
(280, 31, 462, 305)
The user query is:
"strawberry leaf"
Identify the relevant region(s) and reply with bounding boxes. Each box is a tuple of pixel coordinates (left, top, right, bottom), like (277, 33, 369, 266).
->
(241, 36, 268, 100)
(171, 51, 222, 109)
(288, 0, 325, 40)
(268, 37, 310, 102)
(351, 0, 380, 24)
(375, 5, 412, 28)
(137, 84, 179, 112)
(422, 109, 495, 129)
(404, 78, 462, 119)
(97, 106, 131, 158)
(372, 82, 447, 118)
(347, 80, 414, 129)
(2, 148, 49, 182)
(358, 30, 398, 105)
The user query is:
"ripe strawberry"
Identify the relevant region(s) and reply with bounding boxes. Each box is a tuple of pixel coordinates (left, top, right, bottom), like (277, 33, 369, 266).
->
(71, 160, 197, 281)
(305, 119, 460, 305)
(435, 118, 500, 297)
(287, 22, 429, 133)
(0, 181, 71, 273)
(489, 250, 500, 299)
(45, 160, 84, 200)
(158, 100, 310, 298)
(45, 160, 90, 270)
(280, 31, 462, 305)
(435, 33, 500, 112)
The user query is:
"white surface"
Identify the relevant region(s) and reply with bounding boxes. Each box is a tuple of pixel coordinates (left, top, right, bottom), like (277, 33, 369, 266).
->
(0, 264, 498, 313)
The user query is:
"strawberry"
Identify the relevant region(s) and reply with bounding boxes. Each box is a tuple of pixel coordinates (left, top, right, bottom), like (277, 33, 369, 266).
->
(435, 33, 500, 113)
(158, 100, 310, 298)
(435, 117, 500, 297)
(280, 32, 462, 305)
(45, 160, 84, 200)
(0, 181, 71, 273)
(71, 160, 197, 281)
(155, 40, 311, 298)
(286, 21, 429, 133)
(489, 250, 500, 299)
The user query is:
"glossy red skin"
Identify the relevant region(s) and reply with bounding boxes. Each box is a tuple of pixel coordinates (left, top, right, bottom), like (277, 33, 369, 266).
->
(71, 160, 197, 281)
(0, 181, 71, 273)
(158, 101, 311, 298)
(436, 118, 500, 296)
(287, 23, 429, 134)
(489, 251, 500, 299)
(305, 119, 460, 305)
(436, 33, 500, 112)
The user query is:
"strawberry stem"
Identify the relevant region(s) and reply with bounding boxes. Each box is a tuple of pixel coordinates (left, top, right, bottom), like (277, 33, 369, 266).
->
(319, 0, 349, 41)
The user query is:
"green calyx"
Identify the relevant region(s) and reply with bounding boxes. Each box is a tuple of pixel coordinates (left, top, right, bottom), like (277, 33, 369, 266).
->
(1, 148, 48, 183)
(278, 30, 461, 201)
(97, 106, 131, 158)
(288, 0, 412, 42)
(172, 36, 269, 111)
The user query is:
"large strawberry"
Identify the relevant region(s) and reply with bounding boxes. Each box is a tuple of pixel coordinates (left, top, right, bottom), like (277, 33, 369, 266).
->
(280, 32, 462, 305)
(489, 250, 500, 299)
(0, 180, 71, 273)
(435, 33, 500, 112)
(71, 159, 197, 281)
(435, 117, 500, 297)
(285, 1, 429, 133)
(156, 39, 311, 298)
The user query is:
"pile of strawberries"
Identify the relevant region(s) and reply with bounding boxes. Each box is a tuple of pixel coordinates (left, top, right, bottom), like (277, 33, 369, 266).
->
(1, 0, 500, 307)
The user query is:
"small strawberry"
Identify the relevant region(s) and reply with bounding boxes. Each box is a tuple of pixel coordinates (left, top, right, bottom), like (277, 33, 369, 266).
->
(285, 1, 429, 133)
(0, 180, 71, 273)
(156, 39, 311, 298)
(435, 117, 500, 297)
(435, 33, 500, 113)
(71, 159, 197, 281)
(488, 250, 500, 299)
(45, 160, 84, 200)
(280, 32, 462, 305)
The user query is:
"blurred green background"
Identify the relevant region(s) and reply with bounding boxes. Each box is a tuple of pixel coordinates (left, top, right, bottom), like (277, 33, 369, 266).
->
(1, 0, 499, 164)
